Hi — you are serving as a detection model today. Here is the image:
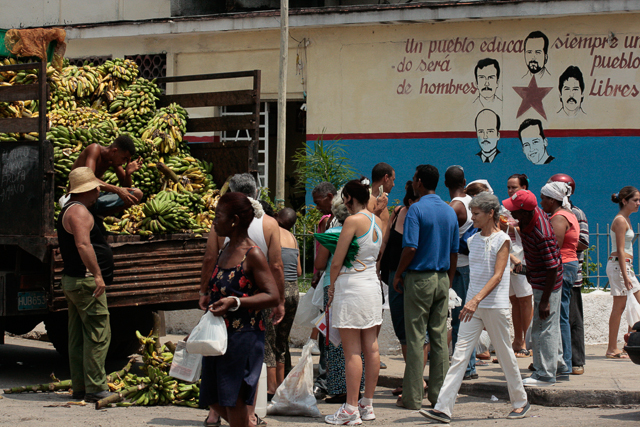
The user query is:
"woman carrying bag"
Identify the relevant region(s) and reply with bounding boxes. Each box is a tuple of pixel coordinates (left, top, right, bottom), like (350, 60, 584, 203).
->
(198, 192, 279, 427)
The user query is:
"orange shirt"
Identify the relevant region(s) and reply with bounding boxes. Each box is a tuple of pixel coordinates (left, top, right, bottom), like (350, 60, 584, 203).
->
(551, 210, 579, 263)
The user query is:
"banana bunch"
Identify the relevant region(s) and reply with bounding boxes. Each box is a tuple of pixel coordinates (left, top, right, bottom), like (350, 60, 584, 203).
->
(47, 64, 104, 110)
(159, 155, 215, 193)
(174, 382, 201, 408)
(155, 190, 206, 215)
(53, 150, 79, 200)
(49, 107, 118, 130)
(139, 103, 188, 154)
(109, 78, 161, 136)
(202, 190, 221, 212)
(138, 194, 202, 234)
(0, 57, 37, 83)
(99, 58, 139, 84)
(194, 211, 214, 233)
(132, 163, 162, 197)
(104, 204, 145, 235)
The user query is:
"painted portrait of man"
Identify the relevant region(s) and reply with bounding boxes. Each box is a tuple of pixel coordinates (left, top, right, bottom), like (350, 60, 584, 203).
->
(474, 58, 502, 108)
(475, 109, 501, 163)
(523, 31, 550, 79)
(557, 65, 586, 117)
(518, 118, 554, 165)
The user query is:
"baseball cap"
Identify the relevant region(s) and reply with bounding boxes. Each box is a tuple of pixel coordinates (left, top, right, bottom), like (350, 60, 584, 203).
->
(502, 190, 537, 211)
(68, 167, 102, 194)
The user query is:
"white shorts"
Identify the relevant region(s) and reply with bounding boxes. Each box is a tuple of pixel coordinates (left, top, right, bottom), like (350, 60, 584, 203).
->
(606, 259, 640, 297)
(509, 273, 533, 298)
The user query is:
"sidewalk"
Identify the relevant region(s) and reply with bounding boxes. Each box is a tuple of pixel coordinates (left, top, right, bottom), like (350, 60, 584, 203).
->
(375, 344, 640, 407)
(162, 336, 640, 407)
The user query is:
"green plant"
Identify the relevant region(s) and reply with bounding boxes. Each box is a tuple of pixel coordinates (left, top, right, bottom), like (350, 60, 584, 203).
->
(292, 133, 356, 192)
(581, 245, 601, 289)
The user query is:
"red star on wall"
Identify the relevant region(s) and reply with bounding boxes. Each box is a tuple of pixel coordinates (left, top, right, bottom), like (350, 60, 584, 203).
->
(512, 76, 553, 120)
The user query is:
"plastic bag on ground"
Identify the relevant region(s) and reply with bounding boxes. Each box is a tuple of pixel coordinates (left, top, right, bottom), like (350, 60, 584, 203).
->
(625, 292, 640, 326)
(169, 341, 202, 382)
(186, 311, 228, 356)
(267, 341, 322, 417)
(293, 290, 320, 328)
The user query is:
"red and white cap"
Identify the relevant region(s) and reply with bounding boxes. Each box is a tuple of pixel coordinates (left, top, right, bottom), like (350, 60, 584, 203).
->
(502, 190, 537, 212)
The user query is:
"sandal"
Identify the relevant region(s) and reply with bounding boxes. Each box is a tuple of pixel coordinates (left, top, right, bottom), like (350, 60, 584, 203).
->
(476, 360, 489, 366)
(392, 386, 403, 396)
(492, 357, 499, 364)
(254, 415, 267, 426)
(515, 349, 530, 358)
(606, 351, 630, 359)
(204, 417, 221, 427)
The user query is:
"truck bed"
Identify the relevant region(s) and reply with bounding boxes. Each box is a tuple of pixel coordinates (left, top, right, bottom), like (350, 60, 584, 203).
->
(51, 235, 207, 311)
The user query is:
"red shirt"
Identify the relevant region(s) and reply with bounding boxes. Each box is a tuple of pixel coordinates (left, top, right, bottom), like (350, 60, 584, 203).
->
(520, 207, 563, 291)
(551, 210, 579, 263)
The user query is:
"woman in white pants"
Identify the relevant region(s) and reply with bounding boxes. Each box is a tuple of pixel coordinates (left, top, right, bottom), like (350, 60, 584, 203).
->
(421, 192, 530, 424)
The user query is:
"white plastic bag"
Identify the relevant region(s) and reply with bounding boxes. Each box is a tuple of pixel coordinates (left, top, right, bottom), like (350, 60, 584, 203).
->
(625, 292, 640, 326)
(314, 310, 341, 347)
(293, 290, 321, 328)
(186, 311, 228, 356)
(449, 288, 462, 310)
(311, 275, 326, 310)
(267, 341, 322, 417)
(169, 340, 202, 382)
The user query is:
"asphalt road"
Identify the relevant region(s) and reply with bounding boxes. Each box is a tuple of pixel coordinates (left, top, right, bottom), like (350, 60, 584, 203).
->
(2, 335, 640, 427)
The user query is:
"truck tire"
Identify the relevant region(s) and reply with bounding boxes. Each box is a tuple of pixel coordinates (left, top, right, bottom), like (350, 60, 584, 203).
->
(45, 308, 155, 359)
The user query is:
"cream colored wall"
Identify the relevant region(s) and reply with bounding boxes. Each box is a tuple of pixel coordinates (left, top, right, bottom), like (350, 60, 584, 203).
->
(63, 12, 639, 134)
(0, 0, 170, 28)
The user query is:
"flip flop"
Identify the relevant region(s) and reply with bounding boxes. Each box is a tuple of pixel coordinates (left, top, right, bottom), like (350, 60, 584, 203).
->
(515, 349, 530, 358)
(392, 386, 403, 396)
(492, 358, 499, 364)
(476, 360, 489, 366)
(254, 415, 267, 426)
(203, 417, 221, 427)
(606, 351, 630, 359)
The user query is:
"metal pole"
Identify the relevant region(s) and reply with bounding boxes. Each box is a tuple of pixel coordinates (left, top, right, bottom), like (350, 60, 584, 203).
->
(275, 0, 289, 209)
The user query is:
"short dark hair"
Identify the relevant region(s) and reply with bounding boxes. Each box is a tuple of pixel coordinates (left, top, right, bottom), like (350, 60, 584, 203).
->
(475, 109, 501, 132)
(312, 182, 337, 198)
(112, 134, 136, 156)
(260, 200, 275, 218)
(342, 178, 371, 207)
(277, 207, 297, 231)
(415, 165, 439, 191)
(371, 162, 394, 183)
(403, 180, 419, 207)
(525, 31, 549, 55)
(508, 174, 529, 190)
(444, 165, 465, 190)
(558, 65, 585, 94)
(474, 58, 501, 82)
(518, 118, 546, 142)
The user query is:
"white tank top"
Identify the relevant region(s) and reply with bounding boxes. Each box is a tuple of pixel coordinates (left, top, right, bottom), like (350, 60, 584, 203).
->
(610, 215, 634, 257)
(225, 216, 269, 260)
(452, 195, 474, 267)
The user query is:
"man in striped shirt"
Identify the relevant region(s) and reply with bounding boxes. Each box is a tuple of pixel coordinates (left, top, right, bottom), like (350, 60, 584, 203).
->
(503, 190, 566, 386)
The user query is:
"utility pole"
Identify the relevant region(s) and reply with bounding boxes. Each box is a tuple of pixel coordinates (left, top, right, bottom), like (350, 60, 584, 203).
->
(275, 0, 289, 209)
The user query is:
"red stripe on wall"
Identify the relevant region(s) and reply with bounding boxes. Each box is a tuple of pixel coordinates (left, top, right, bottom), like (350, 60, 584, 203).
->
(184, 135, 221, 143)
(307, 129, 640, 140)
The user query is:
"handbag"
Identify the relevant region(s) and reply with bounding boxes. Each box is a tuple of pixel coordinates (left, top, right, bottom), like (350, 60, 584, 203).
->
(186, 310, 228, 356)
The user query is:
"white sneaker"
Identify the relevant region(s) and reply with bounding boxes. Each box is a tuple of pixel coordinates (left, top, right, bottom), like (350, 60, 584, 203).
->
(358, 400, 375, 421)
(309, 339, 321, 355)
(522, 376, 555, 387)
(325, 404, 362, 425)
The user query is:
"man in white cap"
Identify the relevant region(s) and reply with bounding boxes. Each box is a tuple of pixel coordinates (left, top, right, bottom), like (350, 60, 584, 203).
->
(57, 167, 114, 402)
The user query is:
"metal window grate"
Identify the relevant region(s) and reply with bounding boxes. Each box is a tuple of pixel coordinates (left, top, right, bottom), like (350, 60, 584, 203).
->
(124, 54, 167, 90)
(67, 56, 112, 67)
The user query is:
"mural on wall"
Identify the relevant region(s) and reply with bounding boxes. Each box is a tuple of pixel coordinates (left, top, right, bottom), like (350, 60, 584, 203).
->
(475, 109, 501, 163)
(557, 65, 586, 116)
(473, 58, 502, 109)
(518, 118, 554, 165)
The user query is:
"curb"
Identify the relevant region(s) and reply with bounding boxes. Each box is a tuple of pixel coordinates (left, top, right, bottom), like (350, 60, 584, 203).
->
(378, 374, 640, 407)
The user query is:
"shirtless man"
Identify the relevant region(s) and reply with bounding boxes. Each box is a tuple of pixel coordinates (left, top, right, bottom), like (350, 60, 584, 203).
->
(71, 134, 144, 215)
(367, 162, 396, 238)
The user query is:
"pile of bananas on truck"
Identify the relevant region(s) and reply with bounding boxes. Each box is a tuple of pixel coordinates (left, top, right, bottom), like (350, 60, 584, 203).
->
(0, 57, 221, 235)
(3, 330, 202, 410)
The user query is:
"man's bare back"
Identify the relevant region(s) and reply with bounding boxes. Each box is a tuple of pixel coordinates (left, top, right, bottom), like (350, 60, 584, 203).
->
(73, 144, 114, 179)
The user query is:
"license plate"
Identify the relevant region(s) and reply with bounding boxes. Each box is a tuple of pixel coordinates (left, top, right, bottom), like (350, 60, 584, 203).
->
(18, 291, 47, 311)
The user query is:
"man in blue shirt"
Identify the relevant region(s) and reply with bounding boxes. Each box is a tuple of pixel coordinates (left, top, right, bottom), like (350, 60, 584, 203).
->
(393, 164, 459, 410)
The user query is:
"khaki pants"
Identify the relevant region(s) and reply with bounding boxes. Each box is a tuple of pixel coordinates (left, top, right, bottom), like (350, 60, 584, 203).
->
(62, 275, 111, 393)
(402, 270, 449, 409)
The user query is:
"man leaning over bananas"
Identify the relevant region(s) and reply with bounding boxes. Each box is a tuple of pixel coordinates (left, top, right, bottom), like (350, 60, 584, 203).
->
(69, 134, 144, 218)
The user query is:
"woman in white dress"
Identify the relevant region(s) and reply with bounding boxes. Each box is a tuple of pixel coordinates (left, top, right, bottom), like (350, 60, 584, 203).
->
(421, 192, 530, 424)
(325, 178, 383, 426)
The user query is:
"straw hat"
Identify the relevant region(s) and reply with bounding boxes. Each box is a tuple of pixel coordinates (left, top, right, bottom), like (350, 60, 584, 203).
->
(69, 167, 101, 194)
